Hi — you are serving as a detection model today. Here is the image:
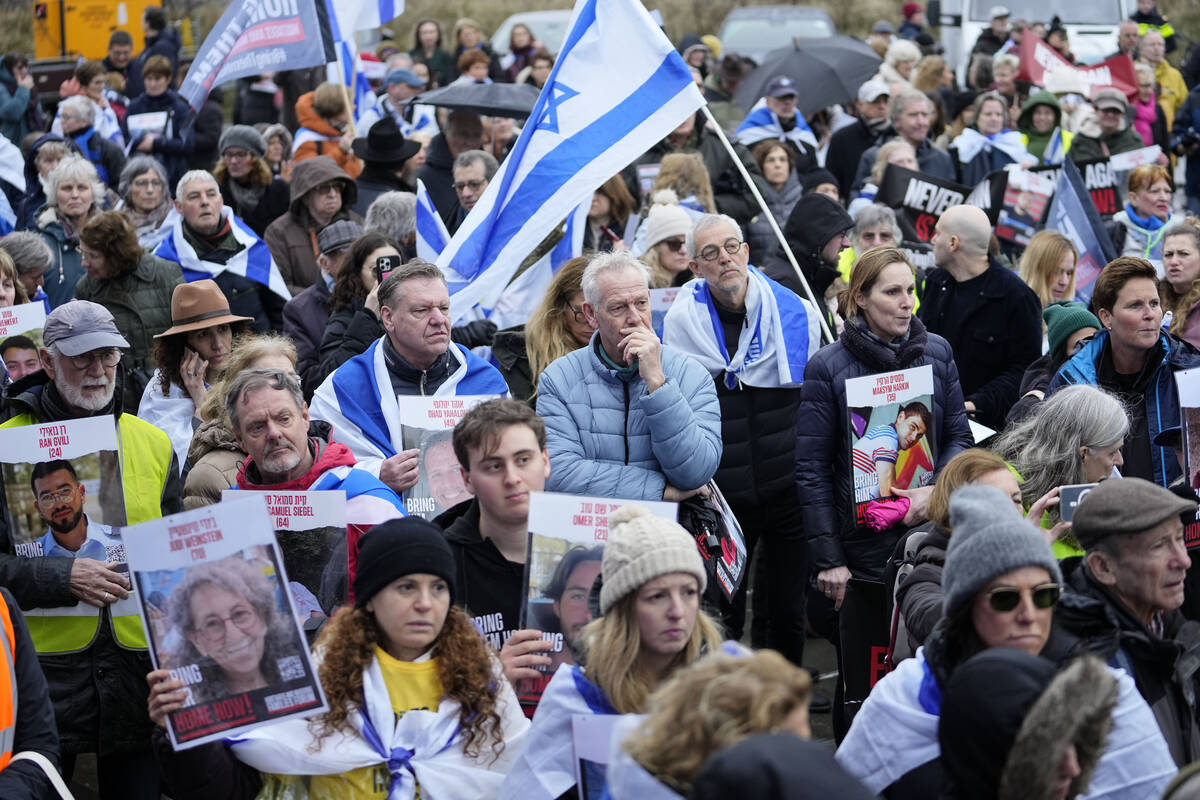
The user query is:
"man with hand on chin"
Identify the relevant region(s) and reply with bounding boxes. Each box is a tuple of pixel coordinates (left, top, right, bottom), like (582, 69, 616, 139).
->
(536, 251, 721, 502)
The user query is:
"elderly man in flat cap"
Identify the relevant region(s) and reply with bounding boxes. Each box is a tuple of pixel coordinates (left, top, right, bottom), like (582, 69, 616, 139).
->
(1055, 477, 1200, 766)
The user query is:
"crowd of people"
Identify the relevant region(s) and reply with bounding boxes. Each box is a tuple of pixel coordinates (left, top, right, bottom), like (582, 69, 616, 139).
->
(0, 2, 1199, 799)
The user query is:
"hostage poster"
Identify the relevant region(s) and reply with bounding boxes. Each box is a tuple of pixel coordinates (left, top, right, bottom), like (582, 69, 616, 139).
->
(994, 167, 1055, 246)
(222, 489, 348, 629)
(518, 492, 677, 709)
(396, 395, 498, 519)
(845, 365, 936, 528)
(124, 495, 326, 749)
(0, 301, 46, 382)
(1176, 368, 1200, 548)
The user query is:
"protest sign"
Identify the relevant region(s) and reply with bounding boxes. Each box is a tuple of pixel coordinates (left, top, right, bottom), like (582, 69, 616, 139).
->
(995, 168, 1055, 246)
(1176, 368, 1200, 548)
(124, 494, 326, 749)
(222, 489, 348, 623)
(1017, 35, 1137, 101)
(703, 482, 748, 601)
(572, 714, 623, 800)
(1031, 158, 1123, 218)
(876, 164, 971, 245)
(1109, 145, 1164, 173)
(649, 286, 680, 338)
(0, 301, 46, 381)
(178, 0, 332, 112)
(517, 492, 676, 709)
(845, 365, 936, 528)
(395, 395, 498, 519)
(1045, 158, 1118, 304)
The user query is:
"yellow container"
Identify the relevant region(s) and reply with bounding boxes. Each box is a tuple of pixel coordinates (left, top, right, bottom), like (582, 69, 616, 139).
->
(33, 0, 160, 61)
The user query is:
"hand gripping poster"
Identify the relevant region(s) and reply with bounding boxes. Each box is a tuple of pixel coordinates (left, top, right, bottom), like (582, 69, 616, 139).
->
(223, 489, 348, 629)
(123, 494, 327, 749)
(0, 301, 46, 382)
(517, 492, 677, 710)
(395, 395, 497, 519)
(845, 365, 936, 529)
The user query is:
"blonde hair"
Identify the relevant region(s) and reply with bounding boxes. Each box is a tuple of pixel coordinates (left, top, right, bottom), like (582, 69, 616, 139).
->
(0, 250, 30, 306)
(926, 448, 1011, 529)
(838, 246, 915, 320)
(1018, 230, 1078, 308)
(1161, 218, 1200, 339)
(912, 55, 947, 92)
(581, 588, 723, 714)
(624, 650, 812, 795)
(871, 139, 916, 185)
(651, 153, 715, 213)
(525, 257, 589, 392)
(197, 333, 298, 423)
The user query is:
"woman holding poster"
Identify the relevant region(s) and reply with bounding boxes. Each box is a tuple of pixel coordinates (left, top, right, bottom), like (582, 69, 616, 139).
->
(796, 246, 972, 620)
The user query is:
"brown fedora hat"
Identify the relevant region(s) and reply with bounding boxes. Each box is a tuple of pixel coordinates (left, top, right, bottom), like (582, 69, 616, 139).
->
(154, 280, 254, 338)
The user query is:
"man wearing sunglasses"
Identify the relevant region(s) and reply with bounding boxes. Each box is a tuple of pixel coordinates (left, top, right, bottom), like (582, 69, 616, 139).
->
(1057, 477, 1200, 766)
(449, 149, 498, 234)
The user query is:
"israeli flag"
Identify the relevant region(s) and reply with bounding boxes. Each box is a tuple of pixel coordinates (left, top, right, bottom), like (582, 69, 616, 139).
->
(735, 99, 818, 151)
(489, 202, 588, 330)
(438, 0, 704, 321)
(328, 0, 403, 37)
(154, 208, 290, 300)
(415, 180, 450, 262)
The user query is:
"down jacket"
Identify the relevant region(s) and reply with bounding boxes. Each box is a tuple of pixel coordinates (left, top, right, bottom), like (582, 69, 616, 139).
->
(536, 333, 722, 501)
(796, 317, 973, 575)
(182, 417, 245, 510)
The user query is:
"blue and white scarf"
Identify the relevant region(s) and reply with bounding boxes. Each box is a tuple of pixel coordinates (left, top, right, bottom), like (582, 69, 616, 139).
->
(951, 128, 1031, 167)
(309, 338, 509, 476)
(154, 206, 290, 300)
(662, 265, 820, 389)
(734, 101, 818, 152)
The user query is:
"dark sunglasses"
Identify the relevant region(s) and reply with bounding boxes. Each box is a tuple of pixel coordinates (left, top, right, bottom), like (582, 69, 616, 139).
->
(986, 583, 1061, 613)
(660, 237, 687, 253)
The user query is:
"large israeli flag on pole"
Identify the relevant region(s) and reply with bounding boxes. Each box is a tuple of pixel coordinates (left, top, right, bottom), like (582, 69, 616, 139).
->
(328, 0, 404, 37)
(322, 0, 402, 124)
(415, 179, 451, 262)
(438, 0, 704, 321)
(490, 202, 589, 329)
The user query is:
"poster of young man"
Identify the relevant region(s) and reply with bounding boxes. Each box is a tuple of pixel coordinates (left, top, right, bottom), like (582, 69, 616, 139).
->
(995, 169, 1054, 246)
(395, 395, 497, 519)
(518, 492, 677, 708)
(222, 489, 348, 627)
(845, 365, 936, 528)
(0, 300, 46, 382)
(123, 494, 327, 749)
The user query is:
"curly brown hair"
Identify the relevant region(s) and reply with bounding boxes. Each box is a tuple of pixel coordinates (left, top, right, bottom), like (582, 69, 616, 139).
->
(152, 322, 251, 396)
(79, 211, 143, 277)
(213, 157, 273, 190)
(311, 605, 506, 761)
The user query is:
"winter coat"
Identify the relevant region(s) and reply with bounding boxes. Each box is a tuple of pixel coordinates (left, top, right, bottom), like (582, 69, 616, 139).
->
(15, 133, 75, 231)
(217, 174, 291, 238)
(124, 27, 181, 100)
(73, 251, 183, 410)
(292, 91, 361, 178)
(1110, 207, 1173, 268)
(353, 163, 408, 217)
(318, 301, 384, 382)
(852, 137, 956, 193)
(796, 317, 973, 574)
(408, 47, 454, 88)
(701, 77, 747, 134)
(950, 136, 1021, 185)
(918, 258, 1043, 430)
(65, 127, 125, 191)
(746, 173, 803, 265)
(1048, 330, 1200, 487)
(1069, 125, 1147, 163)
(895, 524, 950, 650)
(0, 63, 32, 145)
(123, 88, 194, 189)
(536, 333, 723, 501)
(183, 418, 245, 510)
(1055, 556, 1200, 766)
(262, 155, 361, 296)
(282, 277, 332, 400)
(0, 587, 61, 799)
(827, 116, 890, 199)
(34, 206, 87, 309)
(441, 499, 526, 651)
(490, 326, 535, 402)
(416, 133, 459, 227)
(765, 193, 854, 333)
(691, 732, 876, 800)
(1174, 87, 1200, 205)
(188, 89, 223, 172)
(971, 28, 1006, 57)
(1018, 91, 1075, 164)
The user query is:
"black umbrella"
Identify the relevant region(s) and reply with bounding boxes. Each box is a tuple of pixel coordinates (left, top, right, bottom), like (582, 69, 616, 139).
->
(734, 36, 883, 116)
(412, 82, 542, 118)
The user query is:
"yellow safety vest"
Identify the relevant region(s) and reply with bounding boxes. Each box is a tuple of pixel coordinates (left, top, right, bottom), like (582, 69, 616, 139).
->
(0, 597, 16, 772)
(1, 411, 173, 654)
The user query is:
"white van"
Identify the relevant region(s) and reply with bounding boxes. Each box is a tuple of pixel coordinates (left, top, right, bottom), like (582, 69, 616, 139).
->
(930, 0, 1137, 86)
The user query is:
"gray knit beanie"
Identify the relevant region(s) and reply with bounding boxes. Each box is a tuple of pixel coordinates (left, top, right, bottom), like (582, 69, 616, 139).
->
(599, 505, 707, 615)
(942, 485, 1062, 619)
(219, 125, 267, 159)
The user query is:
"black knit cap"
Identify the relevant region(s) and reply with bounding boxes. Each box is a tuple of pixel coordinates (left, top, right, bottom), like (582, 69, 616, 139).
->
(353, 517, 457, 607)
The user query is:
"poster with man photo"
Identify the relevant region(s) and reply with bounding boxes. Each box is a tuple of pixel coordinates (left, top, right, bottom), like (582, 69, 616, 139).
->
(124, 494, 327, 749)
(396, 395, 497, 519)
(845, 365, 936, 528)
(222, 489, 349, 627)
(518, 492, 677, 708)
(995, 168, 1054, 246)
(0, 301, 46, 382)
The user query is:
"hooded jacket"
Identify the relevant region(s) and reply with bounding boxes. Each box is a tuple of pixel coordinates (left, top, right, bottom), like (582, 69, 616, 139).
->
(1018, 91, 1074, 164)
(262, 156, 361, 296)
(34, 205, 88, 309)
(292, 91, 362, 179)
(764, 193, 852, 333)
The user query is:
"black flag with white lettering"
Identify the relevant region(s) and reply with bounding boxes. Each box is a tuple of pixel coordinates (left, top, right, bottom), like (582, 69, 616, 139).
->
(876, 165, 974, 245)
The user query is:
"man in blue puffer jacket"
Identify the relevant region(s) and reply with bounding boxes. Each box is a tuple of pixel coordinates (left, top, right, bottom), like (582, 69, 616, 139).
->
(537, 252, 722, 502)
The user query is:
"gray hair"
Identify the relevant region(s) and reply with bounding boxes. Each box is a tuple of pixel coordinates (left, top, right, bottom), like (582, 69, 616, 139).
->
(45, 155, 104, 212)
(889, 88, 931, 124)
(581, 251, 652, 307)
(1163, 221, 1200, 250)
(377, 259, 447, 310)
(118, 155, 170, 202)
(452, 149, 499, 181)
(59, 95, 95, 125)
(885, 39, 921, 67)
(687, 213, 743, 259)
(364, 191, 417, 240)
(993, 52, 1020, 72)
(175, 169, 219, 199)
(224, 368, 305, 436)
(0, 232, 53, 277)
(853, 204, 903, 250)
(991, 385, 1130, 522)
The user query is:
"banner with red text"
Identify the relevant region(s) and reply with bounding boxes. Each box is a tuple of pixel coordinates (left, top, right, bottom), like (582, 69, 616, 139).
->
(124, 495, 326, 749)
(396, 395, 499, 519)
(1017, 35, 1137, 101)
(0, 301, 45, 382)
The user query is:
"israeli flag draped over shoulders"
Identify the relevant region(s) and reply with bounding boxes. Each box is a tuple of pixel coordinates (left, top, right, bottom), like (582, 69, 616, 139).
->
(735, 99, 818, 151)
(438, 0, 704, 322)
(154, 207, 290, 300)
(415, 179, 450, 262)
(662, 265, 819, 389)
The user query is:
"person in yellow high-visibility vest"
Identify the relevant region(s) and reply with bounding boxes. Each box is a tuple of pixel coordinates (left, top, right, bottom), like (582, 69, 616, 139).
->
(0, 300, 180, 800)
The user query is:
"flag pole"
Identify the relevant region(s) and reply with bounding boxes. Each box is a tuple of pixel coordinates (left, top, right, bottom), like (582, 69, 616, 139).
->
(700, 105, 835, 345)
(333, 45, 357, 137)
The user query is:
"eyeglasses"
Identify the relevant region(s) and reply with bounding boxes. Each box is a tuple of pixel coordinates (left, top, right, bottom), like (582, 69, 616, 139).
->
(567, 303, 585, 323)
(223, 149, 252, 161)
(659, 237, 687, 253)
(453, 178, 486, 193)
(36, 486, 77, 507)
(697, 237, 744, 262)
(65, 349, 121, 370)
(131, 177, 163, 190)
(312, 181, 342, 196)
(986, 583, 1061, 613)
(193, 605, 260, 642)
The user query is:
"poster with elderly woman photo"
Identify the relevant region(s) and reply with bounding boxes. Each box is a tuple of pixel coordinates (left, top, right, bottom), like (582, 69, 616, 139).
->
(0, 300, 45, 382)
(123, 493, 326, 749)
